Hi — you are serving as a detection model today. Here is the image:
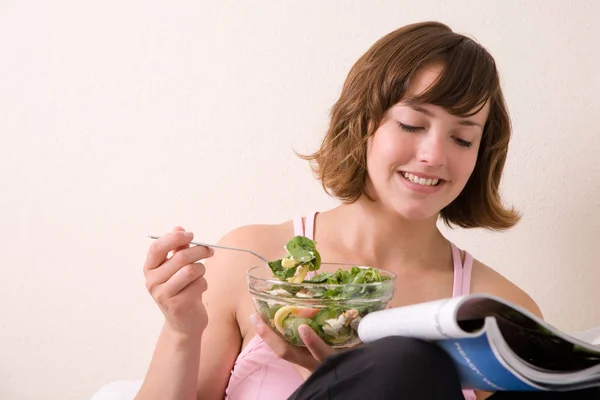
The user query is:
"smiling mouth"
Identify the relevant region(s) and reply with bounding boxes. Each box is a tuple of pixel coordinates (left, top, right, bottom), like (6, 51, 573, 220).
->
(400, 171, 442, 187)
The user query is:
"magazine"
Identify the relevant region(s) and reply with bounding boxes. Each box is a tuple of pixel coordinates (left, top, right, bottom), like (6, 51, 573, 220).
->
(357, 294, 600, 392)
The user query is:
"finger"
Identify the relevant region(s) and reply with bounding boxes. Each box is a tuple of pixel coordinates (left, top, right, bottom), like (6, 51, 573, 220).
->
(144, 229, 194, 271)
(147, 248, 208, 288)
(172, 266, 208, 295)
(166, 226, 195, 261)
(166, 228, 214, 262)
(299, 324, 334, 362)
(251, 315, 320, 370)
(250, 313, 271, 338)
(156, 263, 205, 299)
(169, 226, 191, 258)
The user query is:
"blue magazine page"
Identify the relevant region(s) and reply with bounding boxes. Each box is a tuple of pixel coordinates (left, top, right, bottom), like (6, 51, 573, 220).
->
(435, 333, 543, 391)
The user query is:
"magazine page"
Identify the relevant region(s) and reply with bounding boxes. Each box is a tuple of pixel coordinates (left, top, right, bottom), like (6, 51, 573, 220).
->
(570, 327, 600, 346)
(456, 294, 600, 369)
(486, 317, 600, 389)
(357, 296, 473, 342)
(484, 316, 600, 386)
(434, 329, 544, 391)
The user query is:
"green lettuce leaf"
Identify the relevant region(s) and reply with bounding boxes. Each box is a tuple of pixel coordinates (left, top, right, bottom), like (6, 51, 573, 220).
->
(268, 259, 297, 281)
(285, 236, 320, 268)
(268, 236, 321, 281)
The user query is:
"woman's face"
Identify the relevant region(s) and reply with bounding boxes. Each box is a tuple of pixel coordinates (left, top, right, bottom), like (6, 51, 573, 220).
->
(366, 63, 490, 220)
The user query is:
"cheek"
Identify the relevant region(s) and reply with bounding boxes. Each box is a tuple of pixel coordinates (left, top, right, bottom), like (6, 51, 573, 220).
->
(368, 130, 408, 166)
(367, 137, 388, 180)
(453, 152, 479, 183)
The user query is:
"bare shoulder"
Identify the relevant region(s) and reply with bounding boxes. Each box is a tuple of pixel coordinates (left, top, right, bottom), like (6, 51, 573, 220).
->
(202, 221, 294, 307)
(470, 258, 544, 319)
(211, 220, 294, 258)
(216, 222, 293, 257)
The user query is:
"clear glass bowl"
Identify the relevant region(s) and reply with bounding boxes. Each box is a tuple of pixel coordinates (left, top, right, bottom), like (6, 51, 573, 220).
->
(247, 263, 396, 348)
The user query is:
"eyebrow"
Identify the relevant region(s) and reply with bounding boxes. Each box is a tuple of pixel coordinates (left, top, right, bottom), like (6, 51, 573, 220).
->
(410, 105, 482, 128)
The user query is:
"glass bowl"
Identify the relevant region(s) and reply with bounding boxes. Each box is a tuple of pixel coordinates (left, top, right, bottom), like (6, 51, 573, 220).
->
(247, 263, 396, 348)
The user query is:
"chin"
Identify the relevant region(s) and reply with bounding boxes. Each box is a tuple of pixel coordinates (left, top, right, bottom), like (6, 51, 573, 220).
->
(391, 205, 437, 221)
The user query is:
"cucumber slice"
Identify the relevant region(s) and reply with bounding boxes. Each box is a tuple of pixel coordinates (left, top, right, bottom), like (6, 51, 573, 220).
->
(312, 307, 343, 326)
(282, 316, 320, 346)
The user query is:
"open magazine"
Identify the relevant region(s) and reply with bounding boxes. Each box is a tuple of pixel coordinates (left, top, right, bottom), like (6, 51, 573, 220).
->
(357, 294, 600, 392)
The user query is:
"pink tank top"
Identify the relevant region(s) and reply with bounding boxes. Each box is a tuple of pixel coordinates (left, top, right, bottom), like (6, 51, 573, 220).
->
(225, 212, 476, 400)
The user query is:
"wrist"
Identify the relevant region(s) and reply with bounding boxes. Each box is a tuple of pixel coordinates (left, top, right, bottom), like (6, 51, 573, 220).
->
(162, 322, 204, 348)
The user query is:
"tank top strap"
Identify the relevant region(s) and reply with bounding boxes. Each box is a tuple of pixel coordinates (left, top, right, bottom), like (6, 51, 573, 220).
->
(304, 212, 318, 241)
(451, 244, 477, 399)
(463, 389, 477, 400)
(451, 242, 473, 297)
(292, 212, 318, 240)
(291, 212, 318, 279)
(461, 250, 473, 296)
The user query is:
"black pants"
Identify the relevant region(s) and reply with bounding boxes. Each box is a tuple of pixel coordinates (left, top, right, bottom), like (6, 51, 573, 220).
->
(288, 337, 600, 400)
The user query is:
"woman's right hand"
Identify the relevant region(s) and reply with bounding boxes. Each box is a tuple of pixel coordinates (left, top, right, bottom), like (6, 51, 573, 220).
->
(143, 227, 214, 337)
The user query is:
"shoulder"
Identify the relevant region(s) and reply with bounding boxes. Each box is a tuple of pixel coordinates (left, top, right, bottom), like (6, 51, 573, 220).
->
(201, 220, 295, 318)
(216, 221, 294, 259)
(202, 221, 295, 285)
(470, 258, 544, 319)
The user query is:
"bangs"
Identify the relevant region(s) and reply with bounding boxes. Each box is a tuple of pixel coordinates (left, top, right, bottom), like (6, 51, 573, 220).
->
(404, 39, 499, 117)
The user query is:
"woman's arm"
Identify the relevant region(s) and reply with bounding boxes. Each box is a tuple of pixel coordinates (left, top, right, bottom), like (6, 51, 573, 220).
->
(135, 277, 242, 400)
(195, 230, 248, 398)
(471, 259, 544, 319)
(135, 324, 204, 400)
(135, 298, 241, 400)
(134, 228, 243, 400)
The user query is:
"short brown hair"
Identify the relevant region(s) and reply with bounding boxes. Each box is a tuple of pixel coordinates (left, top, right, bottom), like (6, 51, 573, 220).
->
(299, 21, 520, 231)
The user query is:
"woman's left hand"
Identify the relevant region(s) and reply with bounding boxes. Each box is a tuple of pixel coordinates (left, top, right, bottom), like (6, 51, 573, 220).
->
(250, 314, 335, 371)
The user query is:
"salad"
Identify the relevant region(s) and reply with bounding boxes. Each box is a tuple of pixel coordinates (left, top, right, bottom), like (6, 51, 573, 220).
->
(252, 236, 393, 347)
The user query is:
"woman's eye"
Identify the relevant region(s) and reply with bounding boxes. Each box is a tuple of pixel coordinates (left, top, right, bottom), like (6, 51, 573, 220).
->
(398, 122, 422, 133)
(453, 137, 473, 148)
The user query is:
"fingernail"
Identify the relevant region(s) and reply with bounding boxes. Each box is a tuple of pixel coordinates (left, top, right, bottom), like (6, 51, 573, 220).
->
(208, 247, 215, 256)
(183, 231, 193, 238)
(250, 314, 260, 327)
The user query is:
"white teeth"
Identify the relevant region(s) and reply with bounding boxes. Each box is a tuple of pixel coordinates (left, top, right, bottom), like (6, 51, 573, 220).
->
(402, 172, 439, 186)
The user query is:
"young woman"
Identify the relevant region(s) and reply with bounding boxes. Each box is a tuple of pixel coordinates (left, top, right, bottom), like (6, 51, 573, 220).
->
(135, 22, 597, 400)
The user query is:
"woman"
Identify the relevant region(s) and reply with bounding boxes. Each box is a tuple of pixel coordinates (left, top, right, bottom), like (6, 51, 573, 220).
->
(135, 22, 596, 400)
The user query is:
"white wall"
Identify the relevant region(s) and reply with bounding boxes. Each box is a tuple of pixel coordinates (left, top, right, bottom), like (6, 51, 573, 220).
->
(1, 1, 599, 399)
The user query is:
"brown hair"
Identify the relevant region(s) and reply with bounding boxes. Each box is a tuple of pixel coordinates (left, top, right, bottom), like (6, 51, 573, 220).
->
(299, 21, 520, 230)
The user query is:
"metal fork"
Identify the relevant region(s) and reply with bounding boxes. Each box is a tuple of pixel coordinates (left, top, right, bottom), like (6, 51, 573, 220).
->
(148, 235, 270, 264)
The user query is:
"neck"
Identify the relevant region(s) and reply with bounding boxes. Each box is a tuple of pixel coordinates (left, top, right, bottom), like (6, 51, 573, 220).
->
(319, 199, 450, 271)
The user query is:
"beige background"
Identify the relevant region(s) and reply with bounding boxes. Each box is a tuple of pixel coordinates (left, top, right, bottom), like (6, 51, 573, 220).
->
(1, 1, 599, 399)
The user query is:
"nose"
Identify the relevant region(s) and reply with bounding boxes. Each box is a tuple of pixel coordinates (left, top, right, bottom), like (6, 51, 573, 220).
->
(416, 132, 447, 167)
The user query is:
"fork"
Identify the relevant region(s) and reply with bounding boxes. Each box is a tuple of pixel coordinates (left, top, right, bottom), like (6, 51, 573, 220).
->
(148, 235, 270, 264)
